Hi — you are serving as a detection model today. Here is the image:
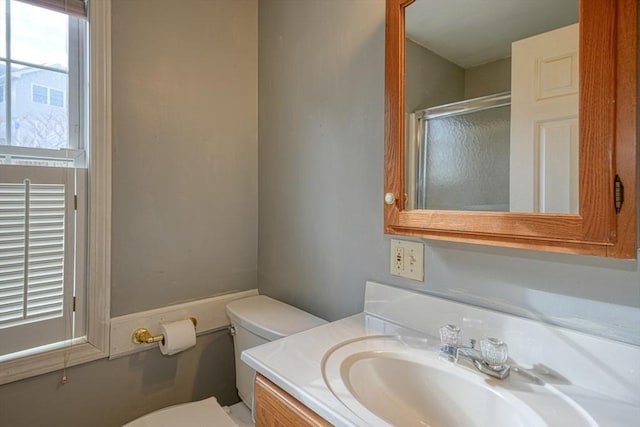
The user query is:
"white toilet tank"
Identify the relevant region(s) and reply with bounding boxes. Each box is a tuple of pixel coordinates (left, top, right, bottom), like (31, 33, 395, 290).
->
(226, 295, 326, 409)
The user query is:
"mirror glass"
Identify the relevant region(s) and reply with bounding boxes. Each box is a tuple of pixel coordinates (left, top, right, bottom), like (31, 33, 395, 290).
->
(404, 0, 579, 213)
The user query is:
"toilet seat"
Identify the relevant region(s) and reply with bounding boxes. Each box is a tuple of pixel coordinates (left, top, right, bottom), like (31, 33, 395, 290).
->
(123, 397, 238, 427)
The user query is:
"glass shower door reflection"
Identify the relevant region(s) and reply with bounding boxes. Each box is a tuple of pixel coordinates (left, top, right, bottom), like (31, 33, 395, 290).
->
(414, 94, 511, 212)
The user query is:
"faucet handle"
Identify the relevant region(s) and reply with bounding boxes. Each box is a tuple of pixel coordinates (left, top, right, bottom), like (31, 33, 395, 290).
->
(439, 324, 461, 346)
(480, 337, 508, 368)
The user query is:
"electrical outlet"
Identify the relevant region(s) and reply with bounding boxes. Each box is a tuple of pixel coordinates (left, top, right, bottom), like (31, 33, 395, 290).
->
(390, 239, 424, 281)
(394, 246, 404, 271)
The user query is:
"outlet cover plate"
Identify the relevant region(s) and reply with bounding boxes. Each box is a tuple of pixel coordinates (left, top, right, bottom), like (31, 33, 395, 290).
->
(390, 239, 424, 281)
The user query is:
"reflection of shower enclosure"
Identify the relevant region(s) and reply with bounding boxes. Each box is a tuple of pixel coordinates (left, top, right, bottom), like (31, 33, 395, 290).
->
(408, 92, 511, 211)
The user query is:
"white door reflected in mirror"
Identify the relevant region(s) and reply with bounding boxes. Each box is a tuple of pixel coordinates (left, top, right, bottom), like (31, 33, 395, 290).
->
(510, 24, 579, 213)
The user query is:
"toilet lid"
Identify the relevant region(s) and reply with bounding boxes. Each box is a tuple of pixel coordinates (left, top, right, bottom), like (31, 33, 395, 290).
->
(123, 397, 238, 427)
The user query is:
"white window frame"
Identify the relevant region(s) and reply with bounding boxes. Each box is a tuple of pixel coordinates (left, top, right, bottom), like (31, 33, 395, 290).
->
(0, 0, 111, 385)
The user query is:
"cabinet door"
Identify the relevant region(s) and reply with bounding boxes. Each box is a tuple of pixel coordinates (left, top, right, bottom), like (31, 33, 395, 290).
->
(384, 0, 637, 258)
(254, 374, 332, 427)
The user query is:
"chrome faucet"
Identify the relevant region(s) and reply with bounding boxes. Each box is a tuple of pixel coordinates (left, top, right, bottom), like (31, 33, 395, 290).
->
(439, 324, 510, 380)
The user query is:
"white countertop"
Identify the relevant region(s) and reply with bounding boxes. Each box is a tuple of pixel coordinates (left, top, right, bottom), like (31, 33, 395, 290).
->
(243, 312, 408, 426)
(242, 282, 640, 427)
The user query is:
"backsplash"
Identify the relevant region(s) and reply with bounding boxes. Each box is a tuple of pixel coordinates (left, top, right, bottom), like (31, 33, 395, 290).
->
(403, 242, 640, 346)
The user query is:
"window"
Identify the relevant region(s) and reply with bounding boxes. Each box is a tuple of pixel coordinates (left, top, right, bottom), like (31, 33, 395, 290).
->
(31, 84, 48, 104)
(0, 0, 84, 155)
(50, 88, 64, 107)
(0, 0, 110, 384)
(0, 0, 85, 357)
(30, 85, 66, 107)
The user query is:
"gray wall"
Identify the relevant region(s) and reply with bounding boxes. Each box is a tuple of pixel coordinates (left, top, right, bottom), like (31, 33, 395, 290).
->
(405, 38, 464, 112)
(258, 0, 387, 321)
(111, 0, 258, 315)
(258, 0, 640, 345)
(464, 57, 512, 99)
(0, 1, 257, 425)
(405, 41, 511, 111)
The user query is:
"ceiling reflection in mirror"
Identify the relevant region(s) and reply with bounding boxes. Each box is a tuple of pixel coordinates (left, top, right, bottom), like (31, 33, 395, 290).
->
(404, 0, 578, 213)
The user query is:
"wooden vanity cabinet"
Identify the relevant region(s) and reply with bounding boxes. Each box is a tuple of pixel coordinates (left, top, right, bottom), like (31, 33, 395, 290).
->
(254, 374, 333, 427)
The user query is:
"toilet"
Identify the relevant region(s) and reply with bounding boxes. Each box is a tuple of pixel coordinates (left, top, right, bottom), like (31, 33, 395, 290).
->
(124, 295, 326, 427)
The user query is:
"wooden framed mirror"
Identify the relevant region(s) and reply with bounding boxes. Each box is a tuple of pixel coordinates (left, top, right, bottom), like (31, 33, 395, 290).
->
(384, 0, 637, 258)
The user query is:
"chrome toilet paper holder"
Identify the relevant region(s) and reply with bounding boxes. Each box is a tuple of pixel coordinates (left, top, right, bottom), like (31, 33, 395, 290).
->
(132, 317, 197, 344)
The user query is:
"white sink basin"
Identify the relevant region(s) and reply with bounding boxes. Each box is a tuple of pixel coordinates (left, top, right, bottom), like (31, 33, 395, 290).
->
(322, 336, 596, 427)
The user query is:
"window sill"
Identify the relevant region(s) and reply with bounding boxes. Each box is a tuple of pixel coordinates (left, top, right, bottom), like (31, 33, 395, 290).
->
(0, 340, 108, 385)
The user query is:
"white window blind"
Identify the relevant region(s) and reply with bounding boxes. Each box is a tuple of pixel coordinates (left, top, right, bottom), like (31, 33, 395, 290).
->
(15, 0, 86, 18)
(0, 165, 82, 357)
(0, 180, 65, 326)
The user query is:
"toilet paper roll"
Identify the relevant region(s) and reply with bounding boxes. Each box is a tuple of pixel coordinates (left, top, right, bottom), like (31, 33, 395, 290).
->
(159, 319, 196, 356)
